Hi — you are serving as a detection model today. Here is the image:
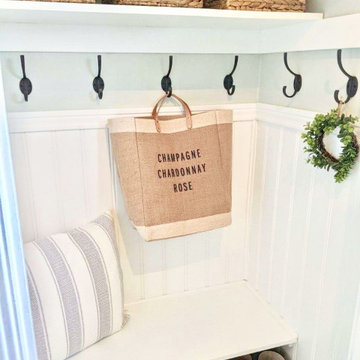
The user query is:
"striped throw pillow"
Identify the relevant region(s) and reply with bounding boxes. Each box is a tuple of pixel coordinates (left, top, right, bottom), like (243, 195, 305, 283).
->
(25, 211, 124, 360)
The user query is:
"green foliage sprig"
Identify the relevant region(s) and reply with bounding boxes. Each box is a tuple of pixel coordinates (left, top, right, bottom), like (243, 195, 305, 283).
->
(302, 109, 359, 183)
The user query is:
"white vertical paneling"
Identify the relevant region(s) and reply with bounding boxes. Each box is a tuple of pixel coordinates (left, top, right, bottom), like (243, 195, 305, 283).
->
(11, 104, 360, 360)
(161, 241, 167, 295)
(143, 240, 164, 298)
(329, 160, 360, 360)
(280, 138, 314, 328)
(248, 122, 267, 288)
(267, 127, 283, 304)
(54, 131, 87, 231)
(269, 129, 298, 313)
(206, 229, 226, 287)
(12, 129, 113, 242)
(257, 124, 281, 301)
(10, 108, 254, 306)
(10, 134, 37, 243)
(51, 132, 66, 231)
(279, 135, 300, 313)
(296, 167, 335, 360)
(243, 120, 257, 281)
(80, 129, 113, 220)
(165, 237, 185, 294)
(24, 132, 63, 241)
(250, 106, 360, 360)
(186, 232, 207, 291)
(349, 284, 360, 360)
(228, 121, 254, 283)
(309, 188, 336, 360)
(113, 177, 144, 303)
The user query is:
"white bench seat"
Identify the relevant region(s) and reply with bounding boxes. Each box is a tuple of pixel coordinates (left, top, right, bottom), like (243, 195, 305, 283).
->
(71, 281, 296, 360)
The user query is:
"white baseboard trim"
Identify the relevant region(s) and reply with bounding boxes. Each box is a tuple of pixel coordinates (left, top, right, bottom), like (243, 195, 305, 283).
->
(7, 103, 257, 133)
(256, 103, 317, 131)
(9, 102, 357, 134)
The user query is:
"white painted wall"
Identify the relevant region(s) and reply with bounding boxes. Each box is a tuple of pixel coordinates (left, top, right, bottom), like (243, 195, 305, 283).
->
(307, 0, 360, 18)
(8, 105, 255, 306)
(4, 48, 360, 360)
(258, 49, 360, 360)
(249, 105, 360, 360)
(349, 285, 360, 360)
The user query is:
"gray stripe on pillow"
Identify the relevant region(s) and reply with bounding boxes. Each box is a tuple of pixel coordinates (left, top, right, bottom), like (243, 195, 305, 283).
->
(35, 238, 83, 358)
(93, 214, 122, 281)
(49, 237, 85, 351)
(68, 234, 100, 336)
(80, 228, 114, 336)
(33, 241, 69, 355)
(69, 228, 112, 340)
(27, 265, 51, 360)
(94, 213, 125, 330)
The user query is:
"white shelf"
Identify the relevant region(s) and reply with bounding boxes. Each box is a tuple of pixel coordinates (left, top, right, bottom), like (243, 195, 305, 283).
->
(1, 1, 358, 54)
(0, 1, 321, 30)
(0, 0, 324, 54)
(261, 13, 360, 53)
(71, 281, 297, 360)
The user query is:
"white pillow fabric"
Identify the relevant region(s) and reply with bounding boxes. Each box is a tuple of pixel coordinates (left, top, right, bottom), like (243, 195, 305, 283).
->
(25, 211, 124, 360)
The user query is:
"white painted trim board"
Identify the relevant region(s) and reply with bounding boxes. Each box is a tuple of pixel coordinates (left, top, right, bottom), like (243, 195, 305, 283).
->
(7, 102, 322, 134)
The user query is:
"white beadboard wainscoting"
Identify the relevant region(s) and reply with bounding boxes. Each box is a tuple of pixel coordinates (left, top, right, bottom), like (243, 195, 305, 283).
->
(250, 104, 360, 360)
(8, 103, 256, 304)
(8, 103, 360, 360)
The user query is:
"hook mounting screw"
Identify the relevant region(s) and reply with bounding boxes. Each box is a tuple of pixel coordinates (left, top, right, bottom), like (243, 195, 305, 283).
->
(19, 55, 32, 102)
(161, 55, 173, 97)
(282, 52, 302, 98)
(223, 55, 238, 96)
(93, 55, 105, 100)
(334, 49, 358, 105)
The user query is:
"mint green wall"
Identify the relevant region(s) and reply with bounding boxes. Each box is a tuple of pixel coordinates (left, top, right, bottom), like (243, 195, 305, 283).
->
(0, 53, 259, 112)
(258, 49, 360, 116)
(4, 49, 360, 117)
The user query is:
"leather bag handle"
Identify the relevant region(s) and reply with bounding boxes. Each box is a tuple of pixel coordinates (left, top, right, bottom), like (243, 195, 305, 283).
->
(152, 93, 192, 133)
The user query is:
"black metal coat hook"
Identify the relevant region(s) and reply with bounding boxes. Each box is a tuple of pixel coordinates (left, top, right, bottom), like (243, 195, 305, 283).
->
(223, 56, 238, 96)
(282, 53, 302, 98)
(19, 55, 32, 102)
(334, 49, 358, 104)
(161, 55, 173, 97)
(93, 55, 105, 100)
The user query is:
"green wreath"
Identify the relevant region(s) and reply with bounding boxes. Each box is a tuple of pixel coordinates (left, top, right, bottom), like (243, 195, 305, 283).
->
(302, 109, 359, 183)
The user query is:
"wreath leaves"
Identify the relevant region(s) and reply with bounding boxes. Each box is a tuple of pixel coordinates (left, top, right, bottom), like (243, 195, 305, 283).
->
(302, 109, 359, 183)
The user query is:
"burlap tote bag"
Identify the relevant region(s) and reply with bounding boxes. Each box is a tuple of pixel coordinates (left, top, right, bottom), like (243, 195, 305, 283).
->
(109, 94, 232, 241)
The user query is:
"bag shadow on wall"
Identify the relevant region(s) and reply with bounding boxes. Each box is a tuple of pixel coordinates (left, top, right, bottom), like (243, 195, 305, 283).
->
(115, 177, 225, 276)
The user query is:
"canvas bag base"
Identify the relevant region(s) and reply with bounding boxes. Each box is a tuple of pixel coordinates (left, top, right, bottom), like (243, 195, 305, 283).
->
(134, 212, 232, 241)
